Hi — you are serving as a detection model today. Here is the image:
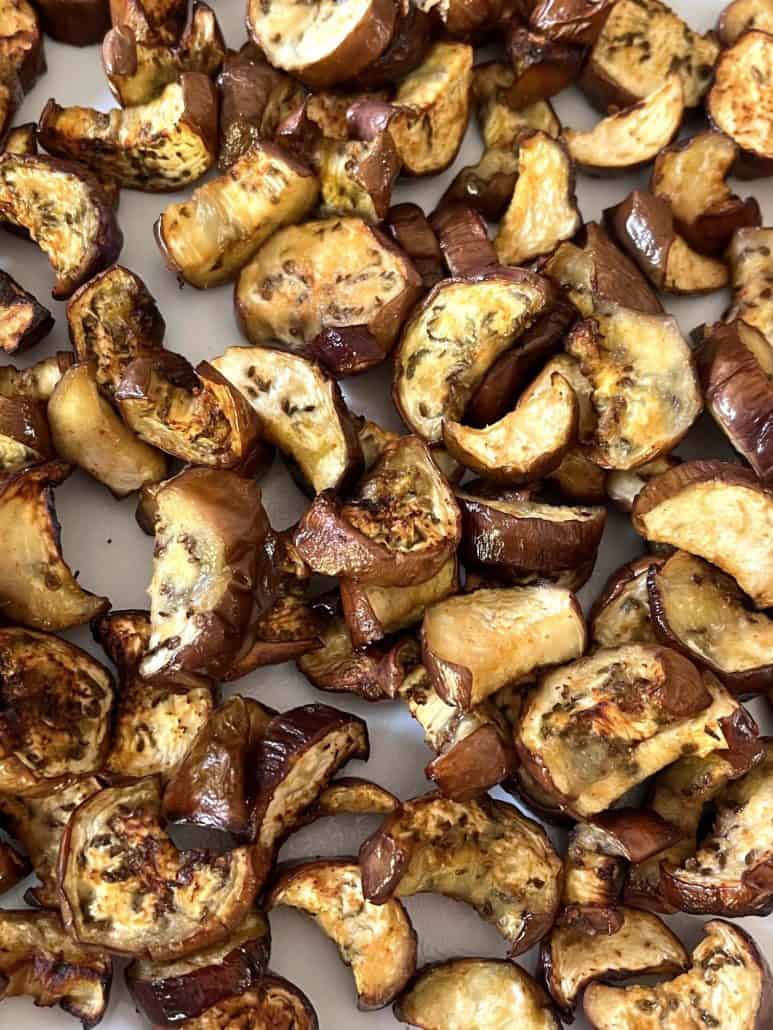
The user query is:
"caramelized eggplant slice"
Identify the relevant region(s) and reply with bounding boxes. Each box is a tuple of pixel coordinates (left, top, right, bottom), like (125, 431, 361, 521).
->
(709, 30, 773, 178)
(583, 919, 773, 1030)
(163, 974, 318, 1029)
(579, 0, 719, 111)
(127, 908, 271, 1027)
(359, 793, 562, 956)
(422, 585, 585, 708)
(250, 703, 369, 848)
(0, 154, 122, 299)
(632, 460, 773, 608)
(606, 456, 681, 513)
(0, 269, 53, 354)
(530, 0, 615, 44)
(719, 0, 773, 45)
(473, 61, 561, 149)
(505, 25, 584, 107)
(727, 227, 773, 345)
(267, 860, 416, 1010)
(590, 557, 661, 648)
(395, 958, 560, 1030)
(311, 777, 399, 818)
(39, 74, 218, 191)
(385, 203, 444, 289)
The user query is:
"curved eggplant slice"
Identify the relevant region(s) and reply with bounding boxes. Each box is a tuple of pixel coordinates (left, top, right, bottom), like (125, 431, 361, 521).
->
(359, 793, 562, 956)
(583, 919, 773, 1030)
(294, 435, 460, 587)
(0, 0, 44, 92)
(384, 203, 444, 290)
(727, 227, 773, 346)
(393, 268, 551, 444)
(0, 394, 51, 472)
(250, 703, 369, 848)
(719, 0, 773, 45)
(163, 974, 318, 1029)
(473, 61, 561, 149)
(311, 777, 399, 818)
(0, 154, 122, 300)
(541, 907, 688, 1018)
(267, 859, 416, 1010)
(606, 456, 681, 513)
(395, 957, 560, 1030)
(127, 907, 271, 1026)
(39, 74, 218, 191)
(709, 31, 773, 178)
(422, 585, 585, 709)
(0, 270, 53, 354)
(590, 556, 661, 648)
(156, 143, 318, 289)
(566, 74, 684, 173)
(632, 460, 773, 609)
(504, 25, 584, 107)
(0, 461, 109, 630)
(59, 777, 266, 960)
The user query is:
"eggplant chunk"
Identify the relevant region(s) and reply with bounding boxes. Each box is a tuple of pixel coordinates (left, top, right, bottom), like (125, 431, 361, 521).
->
(1, 353, 75, 405)
(632, 460, 773, 609)
(0, 154, 122, 299)
(422, 585, 585, 709)
(0, 391, 48, 475)
(315, 131, 400, 225)
(161, 974, 318, 1029)
(0, 461, 109, 629)
(606, 456, 681, 513)
(141, 469, 270, 680)
(709, 31, 773, 178)
(127, 907, 271, 1026)
(428, 202, 496, 279)
(0, 270, 53, 354)
(719, 0, 773, 45)
(1, 120, 36, 155)
(267, 860, 416, 1010)
(580, 0, 719, 112)
(396, 958, 560, 1030)
(156, 144, 319, 289)
(567, 307, 702, 470)
(517, 648, 749, 819)
(590, 557, 661, 648)
(236, 216, 422, 369)
(212, 347, 362, 494)
(110, 0, 188, 45)
(92, 606, 150, 674)
(473, 61, 561, 149)
(359, 793, 562, 956)
(727, 227, 773, 346)
(39, 74, 218, 191)
(393, 268, 551, 444)
(442, 145, 520, 223)
(0, 0, 44, 91)
(583, 920, 773, 1030)
(385, 202, 444, 289)
(250, 703, 369, 848)
(59, 777, 266, 960)
(505, 25, 584, 107)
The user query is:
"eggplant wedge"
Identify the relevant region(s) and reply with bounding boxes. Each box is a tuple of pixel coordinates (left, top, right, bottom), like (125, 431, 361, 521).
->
(34, 0, 109, 45)
(567, 308, 702, 470)
(0, 0, 44, 91)
(39, 74, 218, 191)
(294, 435, 460, 587)
(719, 0, 773, 45)
(267, 860, 416, 1010)
(0, 392, 49, 473)
(505, 25, 584, 107)
(141, 468, 270, 680)
(395, 958, 560, 1030)
(314, 131, 399, 224)
(566, 74, 684, 173)
(422, 585, 585, 709)
(236, 216, 422, 369)
(0, 461, 109, 630)
(156, 143, 319, 289)
(385, 202, 445, 289)
(632, 460, 773, 609)
(709, 30, 773, 177)
(0, 270, 53, 354)
(0, 154, 122, 299)
(583, 919, 773, 1030)
(162, 974, 318, 1029)
(530, 0, 616, 45)
(590, 556, 661, 648)
(359, 793, 562, 956)
(606, 456, 681, 513)
(393, 267, 551, 444)
(579, 0, 719, 112)
(127, 907, 271, 1026)
(473, 61, 561, 149)
(250, 703, 369, 848)
(517, 648, 750, 819)
(727, 227, 773, 346)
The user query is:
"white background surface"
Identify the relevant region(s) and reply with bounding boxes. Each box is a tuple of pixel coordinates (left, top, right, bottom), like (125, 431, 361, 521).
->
(1, 0, 771, 1026)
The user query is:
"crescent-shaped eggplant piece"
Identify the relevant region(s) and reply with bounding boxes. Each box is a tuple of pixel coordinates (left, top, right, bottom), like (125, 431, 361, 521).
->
(708, 30, 773, 178)
(589, 557, 662, 648)
(157, 974, 318, 1029)
(352, 0, 430, 88)
(0, 270, 53, 354)
(309, 777, 399, 819)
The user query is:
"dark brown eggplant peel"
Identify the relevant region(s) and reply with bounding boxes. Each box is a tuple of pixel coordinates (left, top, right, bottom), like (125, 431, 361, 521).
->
(267, 859, 417, 1010)
(0, 154, 123, 299)
(606, 455, 681, 513)
(632, 460, 773, 609)
(110, 0, 188, 45)
(0, 393, 52, 473)
(0, 626, 114, 792)
(34, 0, 110, 45)
(351, 0, 431, 88)
(140, 468, 270, 680)
(38, 73, 218, 191)
(589, 556, 662, 648)
(0, 0, 44, 91)
(719, 0, 773, 45)
(429, 203, 496, 279)
(0, 269, 53, 354)
(504, 25, 584, 107)
(249, 703, 369, 848)
(126, 907, 271, 1026)
(442, 145, 520, 223)
(472, 61, 562, 150)
(517, 646, 752, 818)
(384, 203, 445, 290)
(708, 30, 773, 177)
(156, 142, 319, 289)
(583, 919, 773, 1030)
(0, 461, 109, 629)
(727, 227, 773, 347)
(306, 88, 389, 139)
(530, 0, 616, 44)
(395, 957, 561, 1030)
(59, 776, 268, 960)
(294, 435, 461, 587)
(359, 793, 563, 957)
(159, 973, 319, 1029)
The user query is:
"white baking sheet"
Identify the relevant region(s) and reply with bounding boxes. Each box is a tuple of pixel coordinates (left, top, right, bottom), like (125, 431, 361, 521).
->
(1, 0, 771, 1026)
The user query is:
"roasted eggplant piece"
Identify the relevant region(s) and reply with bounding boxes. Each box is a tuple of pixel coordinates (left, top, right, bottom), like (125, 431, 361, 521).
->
(709, 30, 773, 178)
(127, 907, 271, 1027)
(305, 88, 388, 139)
(473, 61, 561, 149)
(396, 958, 560, 1030)
(719, 0, 773, 45)
(422, 585, 585, 708)
(428, 203, 496, 279)
(632, 460, 773, 609)
(590, 556, 661, 648)
(359, 793, 562, 956)
(315, 130, 399, 224)
(505, 25, 584, 107)
(442, 145, 520, 223)
(310, 777, 399, 818)
(163, 974, 318, 1029)
(579, 0, 719, 112)
(385, 203, 444, 289)
(606, 456, 681, 513)
(0, 461, 108, 629)
(0, 269, 53, 354)
(583, 919, 773, 1029)
(236, 216, 422, 370)
(530, 0, 615, 44)
(1, 119, 36, 154)
(0, 0, 43, 91)
(566, 74, 684, 173)
(32, 0, 109, 45)
(156, 143, 318, 289)
(352, 0, 431, 88)
(0, 154, 122, 299)
(110, 0, 187, 45)
(727, 227, 773, 345)
(39, 74, 218, 191)
(267, 860, 416, 1010)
